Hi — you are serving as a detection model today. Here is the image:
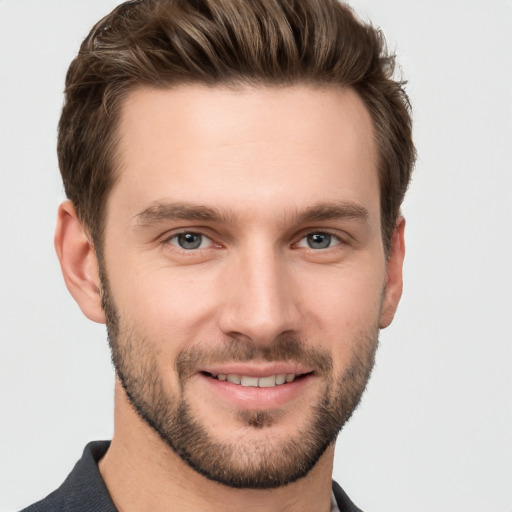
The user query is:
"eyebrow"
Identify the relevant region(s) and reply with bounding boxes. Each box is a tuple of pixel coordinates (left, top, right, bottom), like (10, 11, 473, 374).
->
(133, 200, 369, 227)
(134, 202, 237, 225)
(296, 201, 369, 224)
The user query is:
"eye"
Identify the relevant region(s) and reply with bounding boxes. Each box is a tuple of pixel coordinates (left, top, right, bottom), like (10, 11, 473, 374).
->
(167, 232, 212, 250)
(297, 232, 340, 250)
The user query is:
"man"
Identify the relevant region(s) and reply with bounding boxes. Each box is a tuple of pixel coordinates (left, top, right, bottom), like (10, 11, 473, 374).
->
(21, 0, 414, 510)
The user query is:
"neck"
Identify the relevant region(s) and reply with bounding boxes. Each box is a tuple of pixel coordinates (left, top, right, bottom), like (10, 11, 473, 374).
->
(99, 381, 335, 512)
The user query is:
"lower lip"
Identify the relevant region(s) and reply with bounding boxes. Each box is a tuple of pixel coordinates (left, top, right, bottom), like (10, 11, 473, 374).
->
(197, 373, 314, 410)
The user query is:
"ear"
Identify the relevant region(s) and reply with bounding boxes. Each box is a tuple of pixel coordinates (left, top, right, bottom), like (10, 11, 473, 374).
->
(379, 216, 406, 329)
(54, 200, 106, 324)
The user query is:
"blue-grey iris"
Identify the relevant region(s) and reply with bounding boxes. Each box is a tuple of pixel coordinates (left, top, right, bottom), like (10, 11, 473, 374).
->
(307, 233, 331, 249)
(178, 233, 202, 249)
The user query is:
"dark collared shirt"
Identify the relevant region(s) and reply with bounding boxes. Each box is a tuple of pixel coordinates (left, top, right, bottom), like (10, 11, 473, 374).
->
(20, 441, 363, 512)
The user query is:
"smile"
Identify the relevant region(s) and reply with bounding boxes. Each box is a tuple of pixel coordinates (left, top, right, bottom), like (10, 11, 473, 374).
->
(197, 368, 315, 410)
(206, 373, 302, 387)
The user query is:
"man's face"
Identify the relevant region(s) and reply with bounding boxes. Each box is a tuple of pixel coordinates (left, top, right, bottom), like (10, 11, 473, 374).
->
(99, 85, 398, 488)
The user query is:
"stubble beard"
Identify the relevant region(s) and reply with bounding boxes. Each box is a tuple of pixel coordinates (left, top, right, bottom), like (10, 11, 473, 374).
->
(100, 273, 380, 489)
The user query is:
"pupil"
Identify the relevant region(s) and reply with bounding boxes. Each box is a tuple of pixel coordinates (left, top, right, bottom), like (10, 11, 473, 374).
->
(308, 233, 331, 249)
(178, 233, 201, 249)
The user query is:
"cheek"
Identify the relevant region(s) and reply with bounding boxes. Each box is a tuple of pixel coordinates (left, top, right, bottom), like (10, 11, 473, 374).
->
(299, 261, 385, 360)
(303, 256, 384, 315)
(112, 264, 221, 346)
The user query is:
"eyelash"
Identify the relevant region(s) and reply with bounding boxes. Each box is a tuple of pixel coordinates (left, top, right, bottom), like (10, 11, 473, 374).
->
(295, 232, 342, 250)
(164, 231, 215, 251)
(162, 230, 346, 252)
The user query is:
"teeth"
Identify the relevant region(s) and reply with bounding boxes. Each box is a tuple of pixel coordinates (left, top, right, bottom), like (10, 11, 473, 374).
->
(241, 376, 259, 387)
(214, 373, 299, 387)
(258, 375, 276, 387)
(227, 374, 241, 384)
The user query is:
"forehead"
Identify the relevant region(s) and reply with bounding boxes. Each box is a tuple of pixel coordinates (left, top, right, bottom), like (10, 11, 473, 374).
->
(110, 84, 379, 226)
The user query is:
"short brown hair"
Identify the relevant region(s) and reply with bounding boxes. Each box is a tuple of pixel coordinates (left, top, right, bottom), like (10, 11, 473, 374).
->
(58, 0, 415, 252)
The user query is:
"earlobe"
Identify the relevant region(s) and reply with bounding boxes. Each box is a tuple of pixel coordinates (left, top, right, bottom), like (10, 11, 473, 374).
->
(54, 200, 106, 324)
(379, 217, 406, 329)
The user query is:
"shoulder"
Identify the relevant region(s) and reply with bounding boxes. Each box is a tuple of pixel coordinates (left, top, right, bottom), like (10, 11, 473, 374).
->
(17, 441, 116, 512)
(332, 480, 365, 512)
(18, 489, 64, 512)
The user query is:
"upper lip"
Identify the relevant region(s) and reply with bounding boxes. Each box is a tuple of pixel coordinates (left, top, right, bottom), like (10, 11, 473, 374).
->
(199, 363, 314, 378)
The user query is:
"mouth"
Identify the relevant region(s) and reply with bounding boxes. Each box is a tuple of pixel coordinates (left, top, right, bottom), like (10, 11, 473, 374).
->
(202, 371, 312, 388)
(194, 364, 317, 411)
(195, 365, 317, 410)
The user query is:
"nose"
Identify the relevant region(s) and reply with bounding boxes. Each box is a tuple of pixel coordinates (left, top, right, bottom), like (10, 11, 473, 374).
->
(217, 245, 302, 345)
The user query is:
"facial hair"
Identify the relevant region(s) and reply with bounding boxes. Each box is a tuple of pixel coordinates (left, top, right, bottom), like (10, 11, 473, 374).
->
(100, 271, 379, 489)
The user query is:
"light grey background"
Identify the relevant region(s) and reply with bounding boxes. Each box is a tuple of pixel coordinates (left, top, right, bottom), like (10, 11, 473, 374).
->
(1, 1, 511, 511)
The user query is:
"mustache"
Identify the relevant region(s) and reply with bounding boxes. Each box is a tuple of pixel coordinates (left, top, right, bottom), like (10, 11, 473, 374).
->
(175, 336, 333, 381)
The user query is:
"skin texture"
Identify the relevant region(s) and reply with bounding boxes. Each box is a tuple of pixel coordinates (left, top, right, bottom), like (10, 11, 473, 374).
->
(55, 85, 405, 512)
